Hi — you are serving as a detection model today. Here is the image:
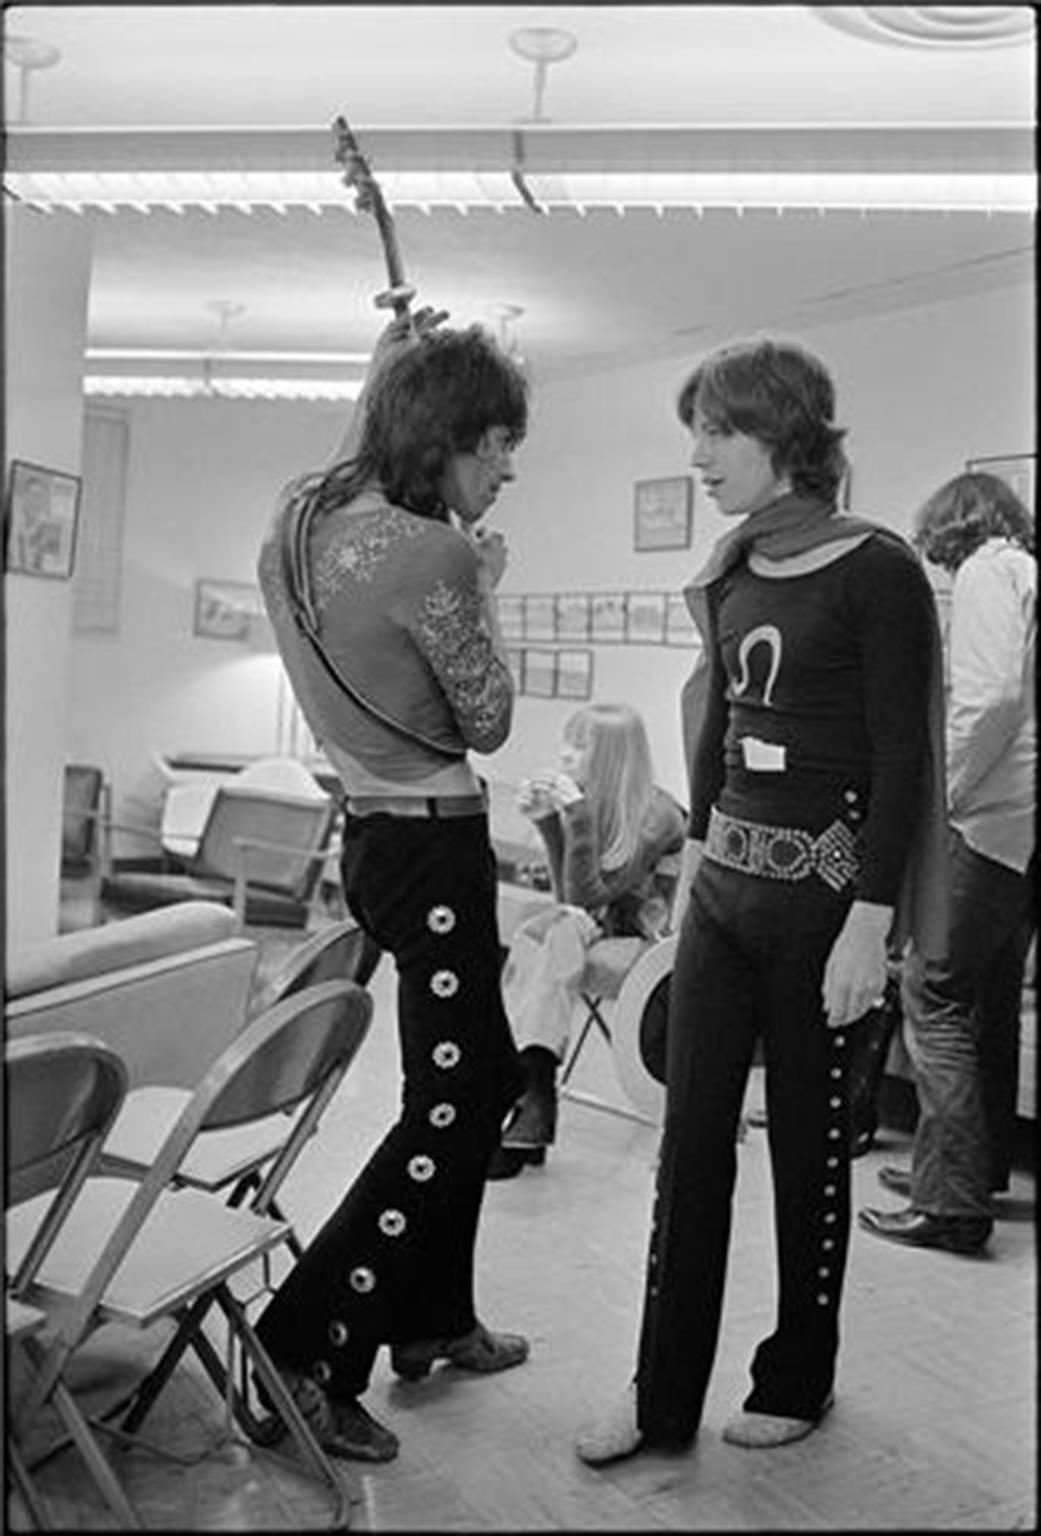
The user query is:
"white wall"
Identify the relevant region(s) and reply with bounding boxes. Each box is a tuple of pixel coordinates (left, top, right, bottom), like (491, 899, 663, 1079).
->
(67, 396, 345, 832)
(68, 279, 1033, 829)
(4, 207, 93, 951)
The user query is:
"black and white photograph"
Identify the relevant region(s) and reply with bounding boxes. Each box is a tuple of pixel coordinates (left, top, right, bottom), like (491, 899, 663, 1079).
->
(4, 5, 1034, 1532)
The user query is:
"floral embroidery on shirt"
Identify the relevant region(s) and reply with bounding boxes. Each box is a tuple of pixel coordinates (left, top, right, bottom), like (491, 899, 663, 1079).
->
(415, 580, 512, 750)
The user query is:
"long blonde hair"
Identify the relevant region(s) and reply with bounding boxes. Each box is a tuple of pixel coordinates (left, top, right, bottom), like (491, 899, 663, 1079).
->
(563, 703, 655, 872)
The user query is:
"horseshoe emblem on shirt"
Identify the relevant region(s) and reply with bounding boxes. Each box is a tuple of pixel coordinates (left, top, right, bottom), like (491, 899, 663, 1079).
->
(734, 624, 782, 707)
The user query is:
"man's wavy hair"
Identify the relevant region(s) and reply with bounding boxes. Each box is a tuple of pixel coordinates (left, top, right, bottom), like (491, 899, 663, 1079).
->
(913, 471, 1034, 573)
(293, 325, 528, 524)
(676, 338, 849, 504)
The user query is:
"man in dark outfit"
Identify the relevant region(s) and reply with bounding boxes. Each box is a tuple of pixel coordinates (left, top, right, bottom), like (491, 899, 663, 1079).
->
(576, 336, 947, 1466)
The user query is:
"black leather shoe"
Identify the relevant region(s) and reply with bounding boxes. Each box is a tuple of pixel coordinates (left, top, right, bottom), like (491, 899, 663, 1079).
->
(390, 1323, 529, 1381)
(877, 1164, 912, 1198)
(486, 1144, 546, 1180)
(501, 1084, 557, 1150)
(858, 1205, 992, 1254)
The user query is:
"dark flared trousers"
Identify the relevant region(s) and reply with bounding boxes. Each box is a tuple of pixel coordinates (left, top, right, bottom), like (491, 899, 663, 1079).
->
(636, 857, 856, 1446)
(256, 809, 522, 1400)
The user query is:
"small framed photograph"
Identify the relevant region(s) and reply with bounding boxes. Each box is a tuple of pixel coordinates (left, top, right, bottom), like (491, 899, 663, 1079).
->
(966, 453, 1035, 509)
(633, 475, 693, 553)
(626, 591, 667, 645)
(666, 592, 699, 647)
(522, 647, 556, 698)
(497, 594, 525, 642)
(591, 592, 627, 644)
(524, 594, 557, 643)
(555, 648, 594, 700)
(555, 592, 591, 641)
(4, 459, 82, 579)
(194, 578, 260, 641)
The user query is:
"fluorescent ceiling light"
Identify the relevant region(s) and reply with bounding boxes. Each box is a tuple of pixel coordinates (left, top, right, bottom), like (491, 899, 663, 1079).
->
(84, 375, 363, 401)
(86, 347, 372, 365)
(10, 167, 1033, 213)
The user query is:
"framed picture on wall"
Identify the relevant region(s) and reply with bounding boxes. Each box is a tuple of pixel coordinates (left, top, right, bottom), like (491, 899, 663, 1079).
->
(625, 591, 667, 645)
(555, 592, 591, 641)
(555, 648, 594, 700)
(4, 459, 82, 579)
(498, 594, 525, 641)
(524, 594, 557, 643)
(522, 647, 556, 698)
(966, 452, 1035, 509)
(590, 592, 627, 643)
(193, 578, 260, 641)
(633, 475, 693, 552)
(665, 592, 698, 647)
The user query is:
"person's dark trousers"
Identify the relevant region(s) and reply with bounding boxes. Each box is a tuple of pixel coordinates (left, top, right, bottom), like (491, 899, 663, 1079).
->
(979, 902, 1035, 1191)
(255, 810, 522, 1401)
(636, 859, 854, 1447)
(902, 832, 1034, 1217)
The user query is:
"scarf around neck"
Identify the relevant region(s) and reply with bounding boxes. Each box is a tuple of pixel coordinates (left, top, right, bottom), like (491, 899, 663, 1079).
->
(679, 491, 950, 959)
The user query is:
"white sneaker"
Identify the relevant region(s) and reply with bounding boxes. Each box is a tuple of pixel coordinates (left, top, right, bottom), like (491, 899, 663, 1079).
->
(575, 1382, 643, 1466)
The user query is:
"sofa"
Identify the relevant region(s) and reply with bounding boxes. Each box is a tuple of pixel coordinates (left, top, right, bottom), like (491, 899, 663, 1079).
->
(5, 901, 258, 1089)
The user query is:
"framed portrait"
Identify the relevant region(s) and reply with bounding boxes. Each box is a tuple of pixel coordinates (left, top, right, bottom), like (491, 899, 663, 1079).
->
(523, 594, 557, 643)
(966, 453, 1035, 510)
(665, 592, 699, 647)
(555, 592, 591, 641)
(555, 648, 594, 701)
(497, 594, 525, 642)
(4, 459, 82, 579)
(522, 647, 556, 699)
(625, 591, 667, 645)
(590, 592, 627, 644)
(633, 475, 693, 553)
(193, 578, 261, 641)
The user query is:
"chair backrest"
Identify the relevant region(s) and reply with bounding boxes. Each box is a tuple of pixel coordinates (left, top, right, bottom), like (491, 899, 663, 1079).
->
(19, 979, 373, 1351)
(5, 1032, 128, 1291)
(236, 756, 328, 800)
(194, 785, 336, 900)
(264, 918, 382, 1006)
(61, 764, 105, 872)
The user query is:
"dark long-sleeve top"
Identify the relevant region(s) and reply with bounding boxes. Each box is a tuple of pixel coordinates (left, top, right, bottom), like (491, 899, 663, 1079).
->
(687, 534, 937, 908)
(532, 786, 686, 938)
(258, 485, 513, 784)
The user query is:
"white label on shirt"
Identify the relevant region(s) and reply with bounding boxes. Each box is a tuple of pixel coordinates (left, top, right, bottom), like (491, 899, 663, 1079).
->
(741, 736, 787, 772)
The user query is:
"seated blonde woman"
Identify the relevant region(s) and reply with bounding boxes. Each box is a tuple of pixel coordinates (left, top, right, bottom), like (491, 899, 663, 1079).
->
(490, 703, 685, 1178)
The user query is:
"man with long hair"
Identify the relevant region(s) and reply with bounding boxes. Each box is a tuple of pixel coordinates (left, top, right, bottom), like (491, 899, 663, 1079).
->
(860, 470, 1036, 1253)
(254, 312, 531, 1461)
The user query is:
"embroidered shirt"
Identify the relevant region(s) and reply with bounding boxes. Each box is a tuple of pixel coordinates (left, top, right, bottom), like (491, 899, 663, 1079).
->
(688, 534, 937, 907)
(946, 538, 1036, 873)
(258, 484, 513, 786)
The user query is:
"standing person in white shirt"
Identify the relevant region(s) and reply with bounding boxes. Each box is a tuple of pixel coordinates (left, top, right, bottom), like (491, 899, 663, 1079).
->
(860, 471, 1036, 1255)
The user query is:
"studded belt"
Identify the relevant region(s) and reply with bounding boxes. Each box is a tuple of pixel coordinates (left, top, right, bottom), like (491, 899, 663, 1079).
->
(704, 807, 861, 893)
(344, 793, 486, 820)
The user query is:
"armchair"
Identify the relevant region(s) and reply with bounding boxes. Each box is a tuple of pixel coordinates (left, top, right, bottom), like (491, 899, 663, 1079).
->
(100, 783, 339, 929)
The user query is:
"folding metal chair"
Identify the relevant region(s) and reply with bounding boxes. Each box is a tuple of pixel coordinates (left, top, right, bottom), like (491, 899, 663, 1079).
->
(6, 979, 373, 1529)
(6, 1032, 131, 1527)
(100, 918, 381, 1260)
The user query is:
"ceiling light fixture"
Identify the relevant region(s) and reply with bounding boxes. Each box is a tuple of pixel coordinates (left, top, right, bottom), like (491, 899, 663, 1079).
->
(5, 125, 1033, 216)
(509, 27, 579, 123)
(2, 34, 61, 124)
(83, 375, 364, 402)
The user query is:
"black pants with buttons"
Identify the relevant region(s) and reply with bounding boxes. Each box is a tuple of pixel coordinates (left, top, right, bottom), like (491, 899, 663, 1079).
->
(255, 810, 522, 1400)
(636, 854, 855, 1446)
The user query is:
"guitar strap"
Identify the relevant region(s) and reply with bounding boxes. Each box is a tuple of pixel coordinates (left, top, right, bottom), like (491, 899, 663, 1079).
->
(278, 489, 465, 761)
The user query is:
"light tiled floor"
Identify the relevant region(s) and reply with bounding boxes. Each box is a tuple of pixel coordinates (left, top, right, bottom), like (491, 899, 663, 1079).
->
(9, 928, 1036, 1530)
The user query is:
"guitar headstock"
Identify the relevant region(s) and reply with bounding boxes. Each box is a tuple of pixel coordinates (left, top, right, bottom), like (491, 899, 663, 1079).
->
(332, 115, 380, 216)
